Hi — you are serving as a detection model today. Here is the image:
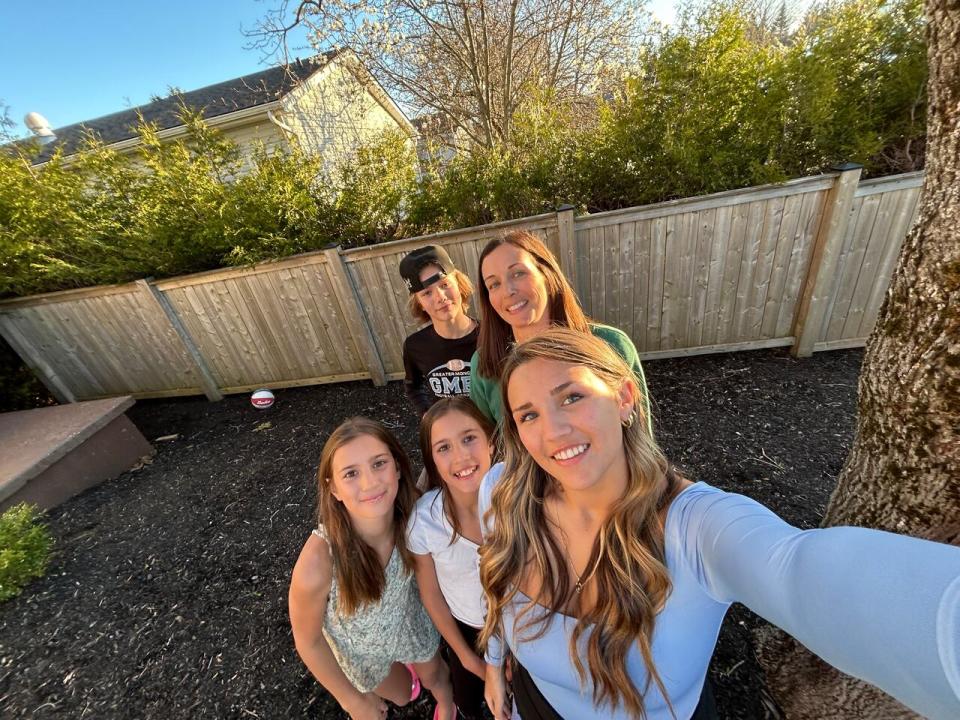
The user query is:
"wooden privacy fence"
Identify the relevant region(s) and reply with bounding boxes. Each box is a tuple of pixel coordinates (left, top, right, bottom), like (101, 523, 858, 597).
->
(0, 167, 923, 403)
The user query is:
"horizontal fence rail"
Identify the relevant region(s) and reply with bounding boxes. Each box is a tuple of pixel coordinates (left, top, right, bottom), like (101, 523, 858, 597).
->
(0, 168, 923, 402)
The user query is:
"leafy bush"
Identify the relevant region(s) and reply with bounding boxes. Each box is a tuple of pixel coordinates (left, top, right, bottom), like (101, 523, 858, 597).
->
(0, 503, 53, 602)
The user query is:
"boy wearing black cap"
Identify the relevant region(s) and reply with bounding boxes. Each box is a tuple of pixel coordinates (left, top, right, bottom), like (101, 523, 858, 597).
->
(399, 245, 479, 416)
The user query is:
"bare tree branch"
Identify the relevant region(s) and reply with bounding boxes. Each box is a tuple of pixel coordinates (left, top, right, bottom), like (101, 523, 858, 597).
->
(251, 0, 643, 148)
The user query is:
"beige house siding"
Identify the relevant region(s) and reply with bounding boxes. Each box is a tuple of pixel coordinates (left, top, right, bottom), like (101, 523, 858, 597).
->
(220, 120, 290, 175)
(114, 117, 289, 176)
(279, 53, 415, 172)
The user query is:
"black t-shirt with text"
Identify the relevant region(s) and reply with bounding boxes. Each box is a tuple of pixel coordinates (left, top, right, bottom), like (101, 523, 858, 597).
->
(402, 323, 479, 416)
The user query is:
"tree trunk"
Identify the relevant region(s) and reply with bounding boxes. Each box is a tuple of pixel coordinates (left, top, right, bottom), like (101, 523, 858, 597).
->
(755, 0, 960, 717)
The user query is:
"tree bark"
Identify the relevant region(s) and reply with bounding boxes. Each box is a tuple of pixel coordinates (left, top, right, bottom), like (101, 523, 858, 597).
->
(756, 0, 960, 716)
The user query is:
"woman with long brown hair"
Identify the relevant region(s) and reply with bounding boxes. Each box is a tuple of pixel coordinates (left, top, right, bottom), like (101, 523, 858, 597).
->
(469, 230, 651, 429)
(289, 417, 456, 720)
(478, 328, 960, 720)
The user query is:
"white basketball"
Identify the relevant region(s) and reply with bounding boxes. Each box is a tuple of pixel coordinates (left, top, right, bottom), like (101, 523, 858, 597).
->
(251, 388, 275, 409)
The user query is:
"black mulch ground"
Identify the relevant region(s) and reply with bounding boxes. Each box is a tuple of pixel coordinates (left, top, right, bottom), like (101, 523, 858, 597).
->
(0, 348, 863, 720)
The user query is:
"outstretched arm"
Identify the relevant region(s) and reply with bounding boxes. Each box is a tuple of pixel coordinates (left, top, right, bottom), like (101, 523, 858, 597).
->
(289, 537, 385, 720)
(675, 487, 960, 719)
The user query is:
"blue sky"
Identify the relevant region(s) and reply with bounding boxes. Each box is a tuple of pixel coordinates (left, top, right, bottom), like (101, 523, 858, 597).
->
(1, 0, 677, 140)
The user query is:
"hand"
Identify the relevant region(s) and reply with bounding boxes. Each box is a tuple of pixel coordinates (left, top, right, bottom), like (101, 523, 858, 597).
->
(344, 691, 387, 720)
(459, 649, 487, 680)
(484, 662, 510, 720)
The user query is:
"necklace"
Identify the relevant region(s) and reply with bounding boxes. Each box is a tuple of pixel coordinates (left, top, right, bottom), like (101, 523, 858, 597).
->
(552, 506, 604, 594)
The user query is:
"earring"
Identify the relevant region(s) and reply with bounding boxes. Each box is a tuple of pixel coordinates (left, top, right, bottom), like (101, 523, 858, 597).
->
(622, 411, 637, 429)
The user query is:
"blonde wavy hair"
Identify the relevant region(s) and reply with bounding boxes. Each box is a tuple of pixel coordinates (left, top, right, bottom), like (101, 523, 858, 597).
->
(477, 328, 680, 719)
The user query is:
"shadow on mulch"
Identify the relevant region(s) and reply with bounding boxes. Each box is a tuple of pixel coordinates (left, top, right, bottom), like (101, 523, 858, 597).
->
(0, 348, 862, 719)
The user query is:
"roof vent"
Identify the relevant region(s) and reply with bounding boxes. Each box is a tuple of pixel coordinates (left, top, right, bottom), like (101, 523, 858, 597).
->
(24, 112, 57, 144)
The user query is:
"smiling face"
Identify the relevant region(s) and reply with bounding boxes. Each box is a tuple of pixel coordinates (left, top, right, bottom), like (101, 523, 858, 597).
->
(481, 243, 552, 339)
(415, 264, 464, 324)
(429, 409, 494, 495)
(507, 357, 635, 496)
(328, 434, 400, 521)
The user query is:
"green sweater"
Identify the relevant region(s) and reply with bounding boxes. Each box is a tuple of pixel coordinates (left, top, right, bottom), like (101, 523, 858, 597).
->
(469, 324, 653, 432)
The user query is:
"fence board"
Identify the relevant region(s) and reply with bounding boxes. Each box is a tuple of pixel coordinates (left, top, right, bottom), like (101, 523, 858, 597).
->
(688, 209, 715, 347)
(616, 222, 635, 338)
(632, 221, 651, 348)
(676, 211, 698, 348)
(857, 187, 921, 337)
(29, 306, 111, 396)
(645, 218, 667, 352)
(311, 263, 364, 373)
(715, 201, 750, 344)
(822, 193, 882, 341)
(732, 201, 766, 341)
(745, 196, 786, 338)
(840, 191, 898, 339)
(221, 278, 282, 379)
(588, 226, 604, 318)
(775, 190, 826, 337)
(702, 206, 732, 346)
(15, 305, 104, 399)
(604, 224, 622, 332)
(115, 293, 183, 389)
(659, 215, 683, 349)
(760, 193, 804, 338)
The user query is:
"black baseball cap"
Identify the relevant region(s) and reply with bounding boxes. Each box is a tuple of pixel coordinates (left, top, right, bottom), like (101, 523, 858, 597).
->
(398, 245, 456, 293)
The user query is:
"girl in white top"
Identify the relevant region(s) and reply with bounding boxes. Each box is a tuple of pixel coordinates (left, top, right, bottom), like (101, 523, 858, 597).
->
(406, 397, 497, 720)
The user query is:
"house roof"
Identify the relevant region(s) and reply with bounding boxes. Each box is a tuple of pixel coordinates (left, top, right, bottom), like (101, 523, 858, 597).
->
(24, 51, 341, 163)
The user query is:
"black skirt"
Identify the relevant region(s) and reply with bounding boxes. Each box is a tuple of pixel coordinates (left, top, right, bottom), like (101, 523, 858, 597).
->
(512, 658, 719, 720)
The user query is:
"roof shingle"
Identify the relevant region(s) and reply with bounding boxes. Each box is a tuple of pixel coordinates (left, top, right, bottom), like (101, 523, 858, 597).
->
(24, 52, 339, 163)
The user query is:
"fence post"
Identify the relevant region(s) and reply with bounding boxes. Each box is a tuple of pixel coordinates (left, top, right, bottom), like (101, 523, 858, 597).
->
(0, 314, 76, 403)
(556, 205, 578, 291)
(791, 163, 863, 357)
(322, 247, 388, 387)
(135, 280, 224, 401)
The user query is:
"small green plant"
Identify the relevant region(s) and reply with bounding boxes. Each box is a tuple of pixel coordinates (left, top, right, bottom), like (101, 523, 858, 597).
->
(0, 503, 52, 602)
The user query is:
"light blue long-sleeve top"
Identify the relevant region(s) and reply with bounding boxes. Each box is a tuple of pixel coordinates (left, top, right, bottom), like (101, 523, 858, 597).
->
(479, 463, 960, 719)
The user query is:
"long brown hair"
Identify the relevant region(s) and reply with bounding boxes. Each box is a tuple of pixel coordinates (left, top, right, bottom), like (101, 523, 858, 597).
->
(317, 417, 419, 615)
(475, 230, 589, 379)
(418, 397, 496, 543)
(478, 328, 679, 719)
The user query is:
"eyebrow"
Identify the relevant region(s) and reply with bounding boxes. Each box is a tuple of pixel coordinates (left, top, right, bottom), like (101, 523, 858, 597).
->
(340, 453, 390, 471)
(511, 381, 574, 413)
(483, 262, 523, 283)
(432, 426, 480, 448)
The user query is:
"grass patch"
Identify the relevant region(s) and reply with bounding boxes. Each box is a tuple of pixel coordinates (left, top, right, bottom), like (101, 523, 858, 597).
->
(0, 503, 53, 602)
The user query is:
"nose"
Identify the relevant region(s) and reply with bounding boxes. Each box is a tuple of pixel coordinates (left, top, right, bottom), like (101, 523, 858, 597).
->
(357, 469, 377, 491)
(541, 406, 571, 444)
(453, 441, 470, 463)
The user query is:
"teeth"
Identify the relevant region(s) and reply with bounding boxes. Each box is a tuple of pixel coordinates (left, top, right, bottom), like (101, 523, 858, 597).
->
(553, 444, 588, 461)
(454, 466, 478, 478)
(507, 300, 527, 312)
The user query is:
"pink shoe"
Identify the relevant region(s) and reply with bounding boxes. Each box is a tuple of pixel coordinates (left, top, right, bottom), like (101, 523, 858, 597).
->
(404, 663, 421, 702)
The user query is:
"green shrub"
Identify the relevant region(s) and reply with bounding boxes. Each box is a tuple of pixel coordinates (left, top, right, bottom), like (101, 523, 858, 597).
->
(0, 503, 53, 602)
